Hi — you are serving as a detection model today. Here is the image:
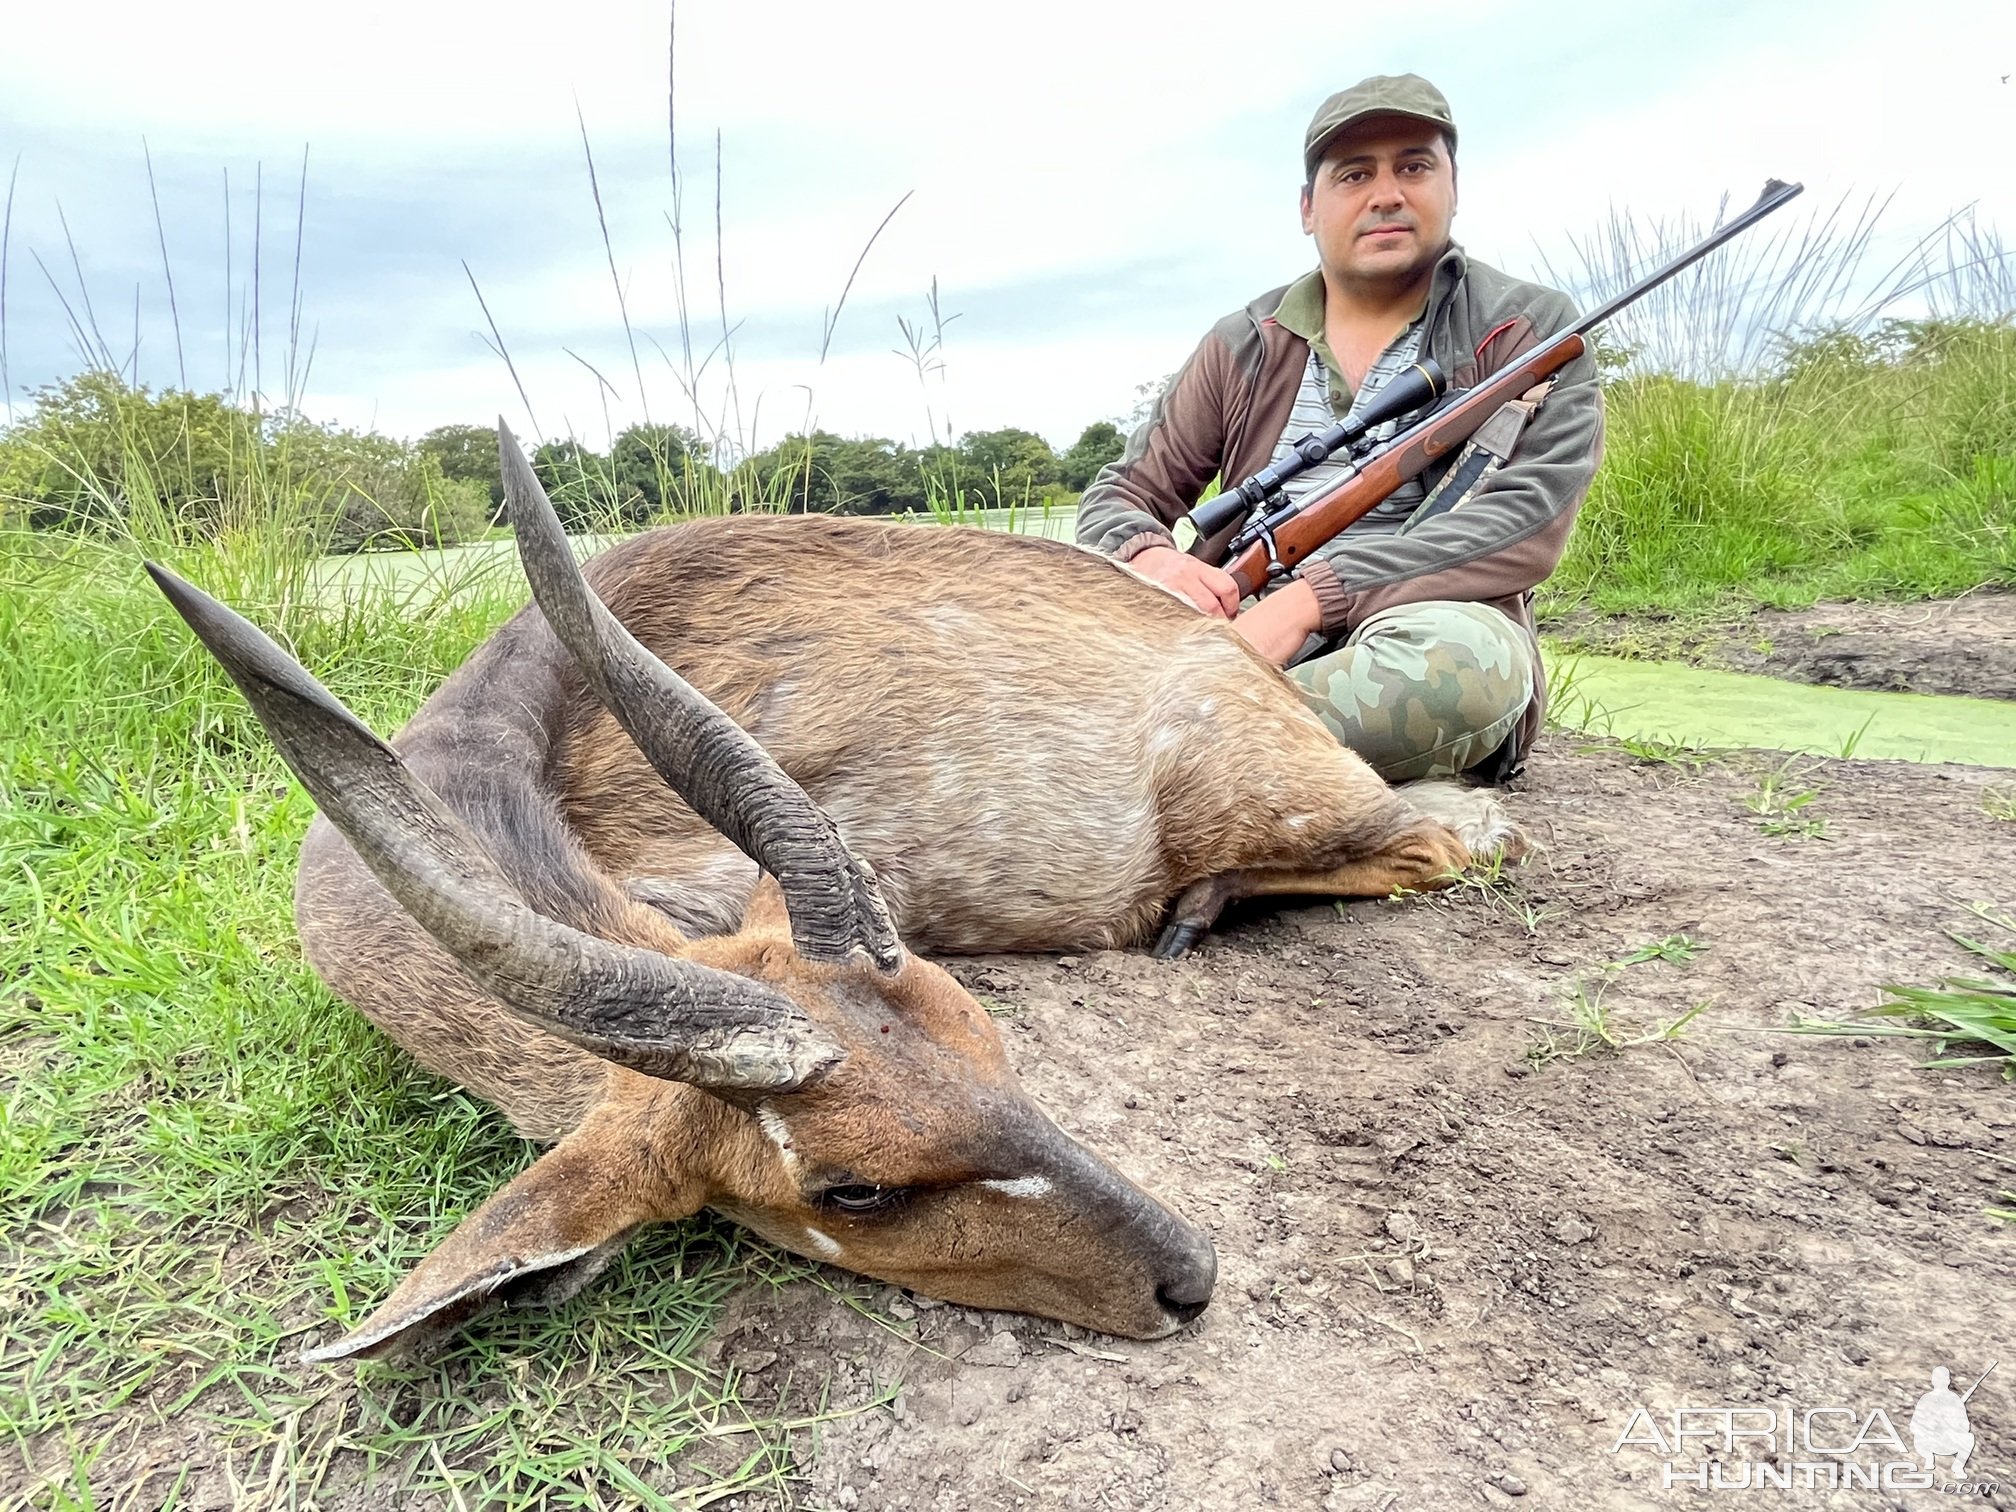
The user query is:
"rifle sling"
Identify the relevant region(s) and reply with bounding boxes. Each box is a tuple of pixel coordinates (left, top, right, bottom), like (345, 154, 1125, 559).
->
(1403, 379, 1556, 531)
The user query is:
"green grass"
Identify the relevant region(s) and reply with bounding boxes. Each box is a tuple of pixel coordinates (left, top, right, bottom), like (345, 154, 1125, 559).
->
(1414, 850, 1558, 936)
(1540, 325, 2016, 621)
(1612, 934, 1706, 967)
(1537, 195, 2014, 622)
(1526, 974, 1710, 1069)
(1785, 903, 2016, 1080)
(0, 524, 882, 1507)
(1523, 921, 1713, 1069)
(1743, 758, 1830, 840)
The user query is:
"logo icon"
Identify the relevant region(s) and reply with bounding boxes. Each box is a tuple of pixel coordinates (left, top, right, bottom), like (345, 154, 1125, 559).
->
(1610, 1358, 2000, 1494)
(1912, 1362, 1995, 1480)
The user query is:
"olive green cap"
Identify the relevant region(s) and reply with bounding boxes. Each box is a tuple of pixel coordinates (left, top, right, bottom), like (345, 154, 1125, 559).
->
(1303, 74, 1457, 178)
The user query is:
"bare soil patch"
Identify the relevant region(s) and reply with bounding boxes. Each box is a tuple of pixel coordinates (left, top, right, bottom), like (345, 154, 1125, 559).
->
(746, 739, 2016, 1510)
(1548, 591, 2016, 701)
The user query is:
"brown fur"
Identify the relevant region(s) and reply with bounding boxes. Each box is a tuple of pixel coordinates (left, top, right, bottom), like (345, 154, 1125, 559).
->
(290, 515, 1514, 1359)
(546, 517, 1428, 952)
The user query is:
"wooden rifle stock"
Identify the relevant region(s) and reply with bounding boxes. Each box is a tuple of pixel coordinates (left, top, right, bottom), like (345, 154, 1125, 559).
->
(1215, 331, 1587, 599)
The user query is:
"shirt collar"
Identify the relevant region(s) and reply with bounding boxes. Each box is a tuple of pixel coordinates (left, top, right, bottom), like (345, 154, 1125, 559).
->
(1268, 268, 1328, 343)
(1270, 241, 1467, 340)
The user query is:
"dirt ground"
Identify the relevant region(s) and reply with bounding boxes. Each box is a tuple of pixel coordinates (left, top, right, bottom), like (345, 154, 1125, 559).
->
(1547, 590, 2016, 702)
(37, 703, 2015, 1509)
(683, 737, 2016, 1511)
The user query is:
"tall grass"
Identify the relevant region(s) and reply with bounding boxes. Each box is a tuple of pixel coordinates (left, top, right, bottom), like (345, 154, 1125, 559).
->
(0, 506, 871, 1505)
(1539, 201, 2015, 617)
(0, 20, 914, 1503)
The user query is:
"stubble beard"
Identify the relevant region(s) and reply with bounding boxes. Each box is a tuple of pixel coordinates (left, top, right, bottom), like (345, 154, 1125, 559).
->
(1334, 231, 1446, 304)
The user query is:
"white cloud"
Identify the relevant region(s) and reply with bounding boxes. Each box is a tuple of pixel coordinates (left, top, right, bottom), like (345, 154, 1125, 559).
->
(4, 0, 2011, 448)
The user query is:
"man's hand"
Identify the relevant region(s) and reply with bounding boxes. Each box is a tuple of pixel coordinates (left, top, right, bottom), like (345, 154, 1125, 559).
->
(1128, 545, 1242, 619)
(1231, 578, 1323, 667)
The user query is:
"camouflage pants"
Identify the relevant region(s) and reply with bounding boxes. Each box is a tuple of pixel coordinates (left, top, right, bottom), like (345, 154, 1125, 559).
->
(1287, 601, 1535, 783)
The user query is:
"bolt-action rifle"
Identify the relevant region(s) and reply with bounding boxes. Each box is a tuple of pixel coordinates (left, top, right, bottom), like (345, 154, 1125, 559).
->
(1185, 179, 1806, 599)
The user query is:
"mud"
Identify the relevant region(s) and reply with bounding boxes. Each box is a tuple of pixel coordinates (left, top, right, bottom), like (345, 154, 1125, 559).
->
(1547, 591, 2016, 703)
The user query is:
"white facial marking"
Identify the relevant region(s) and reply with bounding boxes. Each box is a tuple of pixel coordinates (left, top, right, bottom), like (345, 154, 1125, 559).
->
(803, 1226, 843, 1258)
(979, 1176, 1054, 1200)
(757, 1103, 798, 1174)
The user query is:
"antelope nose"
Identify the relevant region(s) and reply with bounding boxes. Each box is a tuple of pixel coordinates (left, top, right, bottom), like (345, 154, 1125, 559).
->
(1156, 1240, 1217, 1325)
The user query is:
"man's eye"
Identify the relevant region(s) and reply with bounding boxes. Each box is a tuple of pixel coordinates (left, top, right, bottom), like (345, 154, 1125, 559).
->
(821, 1184, 908, 1213)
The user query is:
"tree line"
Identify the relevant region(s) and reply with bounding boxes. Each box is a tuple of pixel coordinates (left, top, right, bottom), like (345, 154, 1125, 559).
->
(438, 418, 1127, 530)
(0, 372, 1130, 551)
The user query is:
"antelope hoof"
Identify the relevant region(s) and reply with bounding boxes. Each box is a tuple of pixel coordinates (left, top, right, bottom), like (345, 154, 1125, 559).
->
(1152, 919, 1208, 960)
(1154, 876, 1237, 958)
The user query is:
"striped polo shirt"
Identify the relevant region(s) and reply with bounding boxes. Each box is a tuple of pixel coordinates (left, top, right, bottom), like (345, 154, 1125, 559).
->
(1263, 270, 1433, 536)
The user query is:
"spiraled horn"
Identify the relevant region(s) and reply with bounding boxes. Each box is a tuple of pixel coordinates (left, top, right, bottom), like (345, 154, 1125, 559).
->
(145, 562, 841, 1093)
(496, 422, 903, 974)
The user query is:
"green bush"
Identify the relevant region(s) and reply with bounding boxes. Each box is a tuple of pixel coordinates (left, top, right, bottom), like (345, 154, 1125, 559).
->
(1548, 316, 2016, 615)
(0, 372, 260, 533)
(0, 373, 497, 554)
(417, 422, 507, 509)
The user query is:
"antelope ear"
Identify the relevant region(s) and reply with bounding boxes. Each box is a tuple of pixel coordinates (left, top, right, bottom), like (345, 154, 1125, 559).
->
(303, 1112, 699, 1365)
(738, 874, 795, 937)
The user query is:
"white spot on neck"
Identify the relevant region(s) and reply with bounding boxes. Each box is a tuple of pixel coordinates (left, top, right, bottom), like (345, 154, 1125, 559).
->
(979, 1176, 1053, 1200)
(757, 1102, 798, 1174)
(803, 1226, 843, 1258)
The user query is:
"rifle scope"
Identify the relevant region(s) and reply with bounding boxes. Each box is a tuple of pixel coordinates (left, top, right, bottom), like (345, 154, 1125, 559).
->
(1186, 357, 1447, 539)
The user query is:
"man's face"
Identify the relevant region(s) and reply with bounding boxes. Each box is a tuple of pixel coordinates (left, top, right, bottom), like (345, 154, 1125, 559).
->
(1300, 116, 1456, 291)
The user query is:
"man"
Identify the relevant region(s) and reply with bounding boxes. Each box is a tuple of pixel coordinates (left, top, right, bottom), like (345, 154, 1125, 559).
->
(1077, 74, 1603, 784)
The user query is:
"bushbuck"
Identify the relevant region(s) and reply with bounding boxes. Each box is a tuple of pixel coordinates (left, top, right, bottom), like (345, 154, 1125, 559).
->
(147, 424, 1517, 1363)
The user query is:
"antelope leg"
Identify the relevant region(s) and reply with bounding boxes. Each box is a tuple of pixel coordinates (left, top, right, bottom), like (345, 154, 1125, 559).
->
(1151, 821, 1476, 959)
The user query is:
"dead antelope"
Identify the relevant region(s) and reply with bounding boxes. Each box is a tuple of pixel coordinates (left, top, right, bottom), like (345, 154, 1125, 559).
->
(147, 423, 1517, 1362)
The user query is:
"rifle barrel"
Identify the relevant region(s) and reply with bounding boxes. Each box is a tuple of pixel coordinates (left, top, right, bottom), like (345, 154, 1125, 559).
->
(1959, 1360, 1998, 1406)
(1574, 179, 1804, 336)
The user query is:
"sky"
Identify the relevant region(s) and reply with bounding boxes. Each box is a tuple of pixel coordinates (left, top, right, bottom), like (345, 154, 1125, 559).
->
(2, 0, 2011, 458)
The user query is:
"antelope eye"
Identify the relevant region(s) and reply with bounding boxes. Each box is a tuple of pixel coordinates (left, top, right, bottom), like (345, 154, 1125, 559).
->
(822, 1184, 905, 1213)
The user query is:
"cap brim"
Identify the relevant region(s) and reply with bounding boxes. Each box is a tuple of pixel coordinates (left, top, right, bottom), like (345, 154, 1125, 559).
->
(1305, 111, 1456, 176)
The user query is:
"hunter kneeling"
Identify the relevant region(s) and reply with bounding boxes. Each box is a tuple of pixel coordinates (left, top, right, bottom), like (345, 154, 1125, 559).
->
(1078, 73, 1603, 785)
